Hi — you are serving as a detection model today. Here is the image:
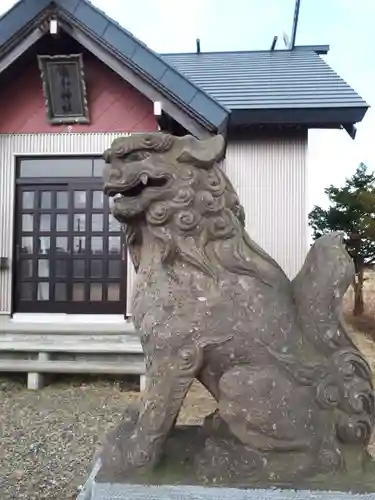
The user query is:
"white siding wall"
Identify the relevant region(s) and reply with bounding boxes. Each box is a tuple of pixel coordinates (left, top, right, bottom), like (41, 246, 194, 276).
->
(223, 136, 308, 279)
(0, 132, 307, 315)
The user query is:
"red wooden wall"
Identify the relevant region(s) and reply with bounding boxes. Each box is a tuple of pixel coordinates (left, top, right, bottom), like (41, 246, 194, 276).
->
(0, 54, 157, 134)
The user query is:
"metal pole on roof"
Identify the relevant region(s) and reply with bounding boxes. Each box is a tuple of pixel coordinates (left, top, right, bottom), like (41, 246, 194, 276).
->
(290, 0, 301, 49)
(270, 36, 278, 51)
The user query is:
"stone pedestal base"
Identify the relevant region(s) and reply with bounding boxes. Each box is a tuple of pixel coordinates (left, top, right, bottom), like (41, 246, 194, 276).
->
(90, 408, 375, 492)
(77, 463, 375, 500)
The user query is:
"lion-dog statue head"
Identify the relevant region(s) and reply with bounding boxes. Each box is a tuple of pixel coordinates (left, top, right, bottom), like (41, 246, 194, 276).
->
(102, 133, 279, 281)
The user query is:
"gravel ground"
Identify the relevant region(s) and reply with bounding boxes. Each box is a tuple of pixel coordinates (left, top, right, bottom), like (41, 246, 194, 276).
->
(0, 375, 216, 500)
(1, 329, 374, 499)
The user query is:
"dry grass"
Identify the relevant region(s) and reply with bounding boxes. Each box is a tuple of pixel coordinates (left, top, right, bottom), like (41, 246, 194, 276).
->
(346, 313, 375, 341)
(178, 381, 216, 425)
(343, 270, 375, 457)
(344, 270, 375, 339)
(0, 375, 216, 500)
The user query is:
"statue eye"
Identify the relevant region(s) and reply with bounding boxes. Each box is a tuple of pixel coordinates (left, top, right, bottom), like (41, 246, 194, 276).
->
(125, 151, 149, 162)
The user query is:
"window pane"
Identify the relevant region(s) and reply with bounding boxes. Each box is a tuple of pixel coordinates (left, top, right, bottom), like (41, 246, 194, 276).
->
(20, 283, 33, 300)
(56, 214, 68, 232)
(108, 236, 121, 254)
(39, 214, 51, 232)
(92, 214, 103, 231)
(72, 283, 85, 301)
(19, 158, 92, 177)
(40, 192, 52, 208)
(74, 214, 85, 231)
(109, 215, 121, 232)
(73, 236, 85, 254)
(108, 260, 121, 278)
(74, 191, 86, 208)
(56, 260, 68, 278)
(90, 260, 102, 278)
(22, 192, 34, 209)
(73, 259, 85, 278)
(91, 237, 103, 254)
(55, 283, 67, 301)
(92, 191, 104, 209)
(90, 283, 102, 301)
(56, 237, 69, 253)
(107, 283, 120, 301)
(21, 260, 33, 278)
(56, 191, 68, 208)
(22, 214, 33, 232)
(38, 237, 50, 255)
(37, 283, 49, 301)
(21, 237, 33, 254)
(38, 260, 50, 278)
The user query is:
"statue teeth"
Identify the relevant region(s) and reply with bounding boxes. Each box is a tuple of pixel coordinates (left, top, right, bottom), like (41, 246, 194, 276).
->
(114, 193, 122, 200)
(140, 174, 148, 185)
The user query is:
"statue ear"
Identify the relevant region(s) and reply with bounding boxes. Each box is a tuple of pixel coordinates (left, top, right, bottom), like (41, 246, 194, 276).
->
(103, 148, 112, 163)
(176, 135, 225, 168)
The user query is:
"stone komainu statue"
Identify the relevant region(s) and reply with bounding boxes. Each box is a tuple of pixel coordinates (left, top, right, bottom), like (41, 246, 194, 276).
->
(101, 132, 374, 486)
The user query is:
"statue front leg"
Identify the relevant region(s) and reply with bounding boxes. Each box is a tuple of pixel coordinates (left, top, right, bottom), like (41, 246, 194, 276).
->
(126, 334, 232, 471)
(98, 357, 195, 480)
(130, 369, 194, 468)
(121, 341, 206, 471)
(98, 334, 232, 479)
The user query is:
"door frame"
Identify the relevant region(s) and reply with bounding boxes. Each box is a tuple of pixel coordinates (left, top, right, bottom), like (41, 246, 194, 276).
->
(12, 155, 128, 316)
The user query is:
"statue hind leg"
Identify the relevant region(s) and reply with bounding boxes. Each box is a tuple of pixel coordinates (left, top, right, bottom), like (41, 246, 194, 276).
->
(218, 364, 319, 450)
(215, 363, 342, 480)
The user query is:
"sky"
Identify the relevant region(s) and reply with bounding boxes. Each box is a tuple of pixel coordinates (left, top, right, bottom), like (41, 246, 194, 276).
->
(1, 0, 374, 211)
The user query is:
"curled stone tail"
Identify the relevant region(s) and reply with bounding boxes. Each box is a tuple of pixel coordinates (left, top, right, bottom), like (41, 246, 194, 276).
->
(292, 232, 374, 449)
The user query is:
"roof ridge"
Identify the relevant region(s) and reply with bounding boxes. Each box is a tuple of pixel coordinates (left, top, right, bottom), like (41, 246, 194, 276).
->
(56, 0, 229, 115)
(63, 0, 151, 51)
(161, 46, 328, 57)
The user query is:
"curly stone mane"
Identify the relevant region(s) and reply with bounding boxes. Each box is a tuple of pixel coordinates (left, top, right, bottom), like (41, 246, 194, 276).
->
(118, 136, 284, 286)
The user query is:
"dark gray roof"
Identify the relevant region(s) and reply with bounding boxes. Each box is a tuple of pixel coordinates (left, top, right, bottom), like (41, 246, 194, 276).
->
(0, 0, 50, 47)
(0, 0, 369, 132)
(162, 50, 368, 111)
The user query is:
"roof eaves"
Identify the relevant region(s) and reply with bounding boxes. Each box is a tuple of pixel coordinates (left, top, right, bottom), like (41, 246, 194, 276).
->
(312, 51, 369, 109)
(56, 0, 229, 131)
(293, 45, 330, 55)
(230, 105, 369, 130)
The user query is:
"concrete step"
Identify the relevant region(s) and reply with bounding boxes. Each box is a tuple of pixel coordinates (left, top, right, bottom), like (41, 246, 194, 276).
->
(0, 340, 143, 353)
(0, 320, 144, 390)
(0, 359, 145, 375)
(0, 333, 140, 344)
(0, 321, 136, 335)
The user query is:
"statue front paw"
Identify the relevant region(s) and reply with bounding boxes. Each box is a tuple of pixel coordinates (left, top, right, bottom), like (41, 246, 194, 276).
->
(99, 440, 151, 479)
(119, 433, 159, 473)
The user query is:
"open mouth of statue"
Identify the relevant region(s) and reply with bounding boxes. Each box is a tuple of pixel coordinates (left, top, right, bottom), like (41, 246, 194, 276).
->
(105, 174, 169, 199)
